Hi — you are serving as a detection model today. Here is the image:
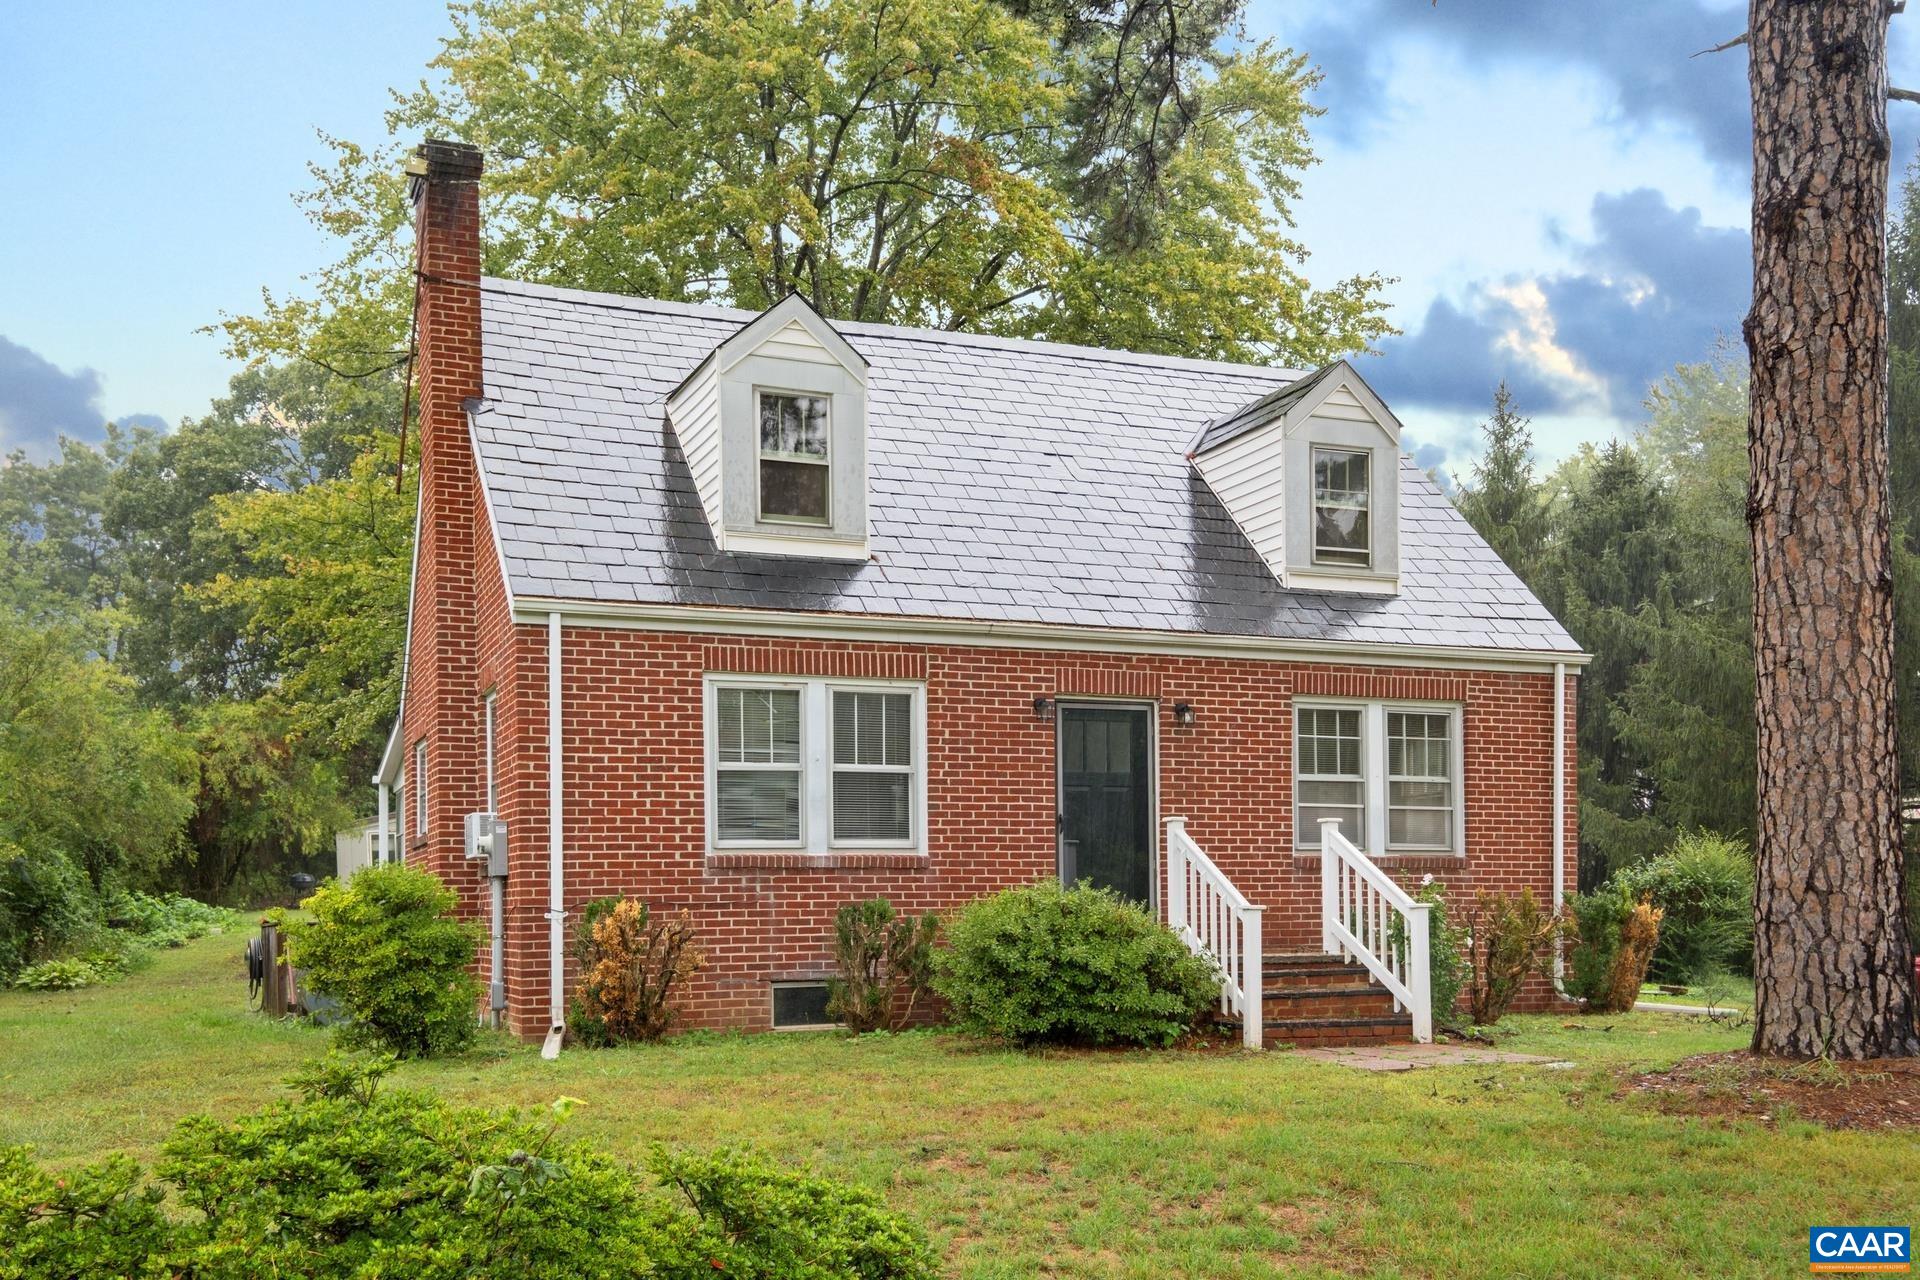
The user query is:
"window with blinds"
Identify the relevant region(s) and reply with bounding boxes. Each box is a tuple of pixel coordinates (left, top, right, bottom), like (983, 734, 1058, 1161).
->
(1295, 707, 1364, 848)
(832, 690, 913, 842)
(715, 686, 803, 844)
(1294, 700, 1463, 854)
(1387, 710, 1455, 850)
(707, 679, 923, 852)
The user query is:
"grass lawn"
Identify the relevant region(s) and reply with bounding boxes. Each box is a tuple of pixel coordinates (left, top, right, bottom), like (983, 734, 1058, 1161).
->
(2, 934, 1915, 1279)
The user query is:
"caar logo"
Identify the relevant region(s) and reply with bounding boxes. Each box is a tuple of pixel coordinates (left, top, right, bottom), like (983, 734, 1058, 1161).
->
(1810, 1227, 1911, 1273)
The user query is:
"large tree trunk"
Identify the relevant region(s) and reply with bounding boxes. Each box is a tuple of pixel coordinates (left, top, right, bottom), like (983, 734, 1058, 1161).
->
(1746, 0, 1920, 1058)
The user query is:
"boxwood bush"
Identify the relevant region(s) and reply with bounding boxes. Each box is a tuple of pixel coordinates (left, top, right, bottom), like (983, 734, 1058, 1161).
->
(1616, 831, 1753, 982)
(0, 1054, 939, 1280)
(288, 864, 479, 1057)
(932, 879, 1219, 1046)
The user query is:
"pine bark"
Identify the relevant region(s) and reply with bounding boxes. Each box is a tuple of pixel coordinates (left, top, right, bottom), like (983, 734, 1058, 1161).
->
(1746, 0, 1920, 1058)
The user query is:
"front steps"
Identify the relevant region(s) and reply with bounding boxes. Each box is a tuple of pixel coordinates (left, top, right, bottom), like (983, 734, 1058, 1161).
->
(1219, 952, 1413, 1048)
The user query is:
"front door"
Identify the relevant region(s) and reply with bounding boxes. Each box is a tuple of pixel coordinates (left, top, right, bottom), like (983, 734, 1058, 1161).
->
(1057, 704, 1153, 903)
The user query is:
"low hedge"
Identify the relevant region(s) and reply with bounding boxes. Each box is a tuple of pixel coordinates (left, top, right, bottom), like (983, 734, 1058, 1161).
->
(932, 879, 1219, 1046)
(0, 1054, 939, 1280)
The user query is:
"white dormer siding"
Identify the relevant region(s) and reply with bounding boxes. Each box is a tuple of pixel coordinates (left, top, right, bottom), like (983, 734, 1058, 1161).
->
(1190, 362, 1403, 597)
(666, 295, 870, 561)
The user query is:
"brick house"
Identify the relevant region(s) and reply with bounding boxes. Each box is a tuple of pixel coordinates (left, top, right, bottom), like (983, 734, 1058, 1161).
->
(375, 139, 1586, 1050)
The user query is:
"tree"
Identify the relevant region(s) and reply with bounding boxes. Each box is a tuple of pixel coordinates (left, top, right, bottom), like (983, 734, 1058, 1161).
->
(1744, 0, 1919, 1057)
(227, 0, 1389, 376)
(1453, 381, 1546, 577)
(1530, 441, 1678, 885)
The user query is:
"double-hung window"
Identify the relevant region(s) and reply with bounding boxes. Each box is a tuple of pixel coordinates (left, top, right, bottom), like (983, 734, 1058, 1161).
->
(714, 686, 804, 844)
(1295, 702, 1461, 854)
(831, 690, 914, 843)
(708, 678, 923, 852)
(1295, 707, 1366, 848)
(1312, 447, 1371, 567)
(757, 391, 830, 523)
(1387, 711, 1454, 850)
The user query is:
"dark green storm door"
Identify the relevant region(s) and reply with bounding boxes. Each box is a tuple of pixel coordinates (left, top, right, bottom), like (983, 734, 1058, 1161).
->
(1057, 704, 1153, 904)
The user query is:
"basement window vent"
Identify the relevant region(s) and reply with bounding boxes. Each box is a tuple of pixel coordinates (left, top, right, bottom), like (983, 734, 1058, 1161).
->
(770, 981, 837, 1030)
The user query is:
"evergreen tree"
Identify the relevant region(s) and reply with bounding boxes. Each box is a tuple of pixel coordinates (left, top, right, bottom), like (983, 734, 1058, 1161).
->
(1453, 381, 1545, 578)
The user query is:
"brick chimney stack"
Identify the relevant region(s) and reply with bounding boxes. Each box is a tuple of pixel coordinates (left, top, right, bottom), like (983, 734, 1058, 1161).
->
(400, 139, 486, 888)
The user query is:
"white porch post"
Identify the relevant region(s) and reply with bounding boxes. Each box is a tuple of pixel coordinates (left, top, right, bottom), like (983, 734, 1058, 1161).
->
(376, 783, 391, 864)
(1406, 902, 1433, 1043)
(1163, 817, 1188, 933)
(1319, 818, 1339, 955)
(1241, 904, 1264, 1050)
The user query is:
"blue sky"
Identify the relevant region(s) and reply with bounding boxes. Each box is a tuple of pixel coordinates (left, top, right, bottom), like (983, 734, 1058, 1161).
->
(5, 1, 1920, 473)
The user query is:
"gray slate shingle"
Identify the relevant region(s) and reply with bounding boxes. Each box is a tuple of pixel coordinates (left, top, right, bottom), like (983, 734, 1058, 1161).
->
(474, 278, 1580, 656)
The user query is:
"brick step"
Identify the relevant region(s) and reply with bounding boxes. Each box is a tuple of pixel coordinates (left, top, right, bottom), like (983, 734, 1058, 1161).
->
(1263, 963, 1378, 990)
(1261, 985, 1400, 1021)
(1258, 1015, 1415, 1048)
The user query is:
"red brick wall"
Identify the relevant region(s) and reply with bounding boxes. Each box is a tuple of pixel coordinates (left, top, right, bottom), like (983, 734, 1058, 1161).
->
(398, 140, 489, 905)
(470, 628, 1578, 1036)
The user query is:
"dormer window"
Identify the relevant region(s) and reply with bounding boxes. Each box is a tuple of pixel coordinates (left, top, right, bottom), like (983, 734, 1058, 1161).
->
(665, 294, 870, 560)
(1188, 361, 1402, 596)
(758, 391, 830, 523)
(1312, 447, 1371, 568)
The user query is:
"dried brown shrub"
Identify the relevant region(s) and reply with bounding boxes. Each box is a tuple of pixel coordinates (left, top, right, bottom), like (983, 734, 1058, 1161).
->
(1602, 898, 1664, 1014)
(570, 900, 704, 1044)
(1464, 888, 1562, 1024)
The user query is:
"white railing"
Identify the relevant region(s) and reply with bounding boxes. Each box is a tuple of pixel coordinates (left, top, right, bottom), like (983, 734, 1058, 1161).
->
(1164, 818, 1264, 1050)
(1318, 819, 1432, 1042)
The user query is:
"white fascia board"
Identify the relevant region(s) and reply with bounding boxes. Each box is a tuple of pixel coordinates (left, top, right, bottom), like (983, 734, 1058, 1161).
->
(1281, 361, 1402, 444)
(374, 484, 427, 787)
(507, 597, 1592, 672)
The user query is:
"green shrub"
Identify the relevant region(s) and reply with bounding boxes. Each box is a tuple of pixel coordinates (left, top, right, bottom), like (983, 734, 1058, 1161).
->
(1564, 887, 1631, 1007)
(932, 879, 1220, 1046)
(649, 1147, 939, 1279)
(103, 889, 239, 945)
(826, 898, 939, 1033)
(0, 841, 96, 981)
(1617, 831, 1753, 982)
(0, 1056, 938, 1280)
(1390, 879, 1468, 1030)
(10, 956, 102, 991)
(0, 1145, 173, 1279)
(286, 864, 479, 1057)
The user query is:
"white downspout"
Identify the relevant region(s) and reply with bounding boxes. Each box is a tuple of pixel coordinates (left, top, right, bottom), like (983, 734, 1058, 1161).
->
(541, 611, 567, 1059)
(1551, 660, 1569, 992)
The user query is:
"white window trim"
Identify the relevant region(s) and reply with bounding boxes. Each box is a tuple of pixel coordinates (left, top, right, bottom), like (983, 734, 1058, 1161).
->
(754, 387, 832, 526)
(413, 740, 428, 837)
(1310, 444, 1373, 570)
(1293, 698, 1465, 856)
(826, 683, 919, 849)
(704, 674, 926, 855)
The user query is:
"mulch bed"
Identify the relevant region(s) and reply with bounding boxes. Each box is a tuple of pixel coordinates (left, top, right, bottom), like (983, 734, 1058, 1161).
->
(1627, 1050, 1920, 1132)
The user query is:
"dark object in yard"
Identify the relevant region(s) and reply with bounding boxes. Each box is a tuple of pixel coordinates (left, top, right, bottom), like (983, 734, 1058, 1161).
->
(245, 936, 264, 1006)
(287, 873, 317, 904)
(1659, 983, 1689, 996)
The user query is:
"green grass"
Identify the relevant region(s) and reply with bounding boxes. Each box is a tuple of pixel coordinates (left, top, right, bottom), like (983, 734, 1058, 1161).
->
(3, 934, 1915, 1279)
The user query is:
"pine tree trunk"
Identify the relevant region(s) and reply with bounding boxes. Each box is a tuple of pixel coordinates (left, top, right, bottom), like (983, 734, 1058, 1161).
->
(1746, 0, 1920, 1059)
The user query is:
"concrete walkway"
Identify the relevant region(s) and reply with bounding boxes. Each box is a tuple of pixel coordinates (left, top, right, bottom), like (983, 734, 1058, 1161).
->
(1295, 1043, 1572, 1072)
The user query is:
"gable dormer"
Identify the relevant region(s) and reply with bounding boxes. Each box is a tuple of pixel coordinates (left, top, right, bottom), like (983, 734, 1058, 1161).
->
(667, 294, 870, 560)
(1189, 361, 1402, 596)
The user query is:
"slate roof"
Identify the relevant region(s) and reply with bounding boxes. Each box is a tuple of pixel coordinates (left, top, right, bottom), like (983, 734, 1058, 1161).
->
(472, 278, 1581, 656)
(1187, 361, 1342, 457)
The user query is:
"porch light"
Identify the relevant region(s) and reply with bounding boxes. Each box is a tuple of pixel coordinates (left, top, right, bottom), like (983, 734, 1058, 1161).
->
(1032, 696, 1056, 721)
(1172, 702, 1197, 726)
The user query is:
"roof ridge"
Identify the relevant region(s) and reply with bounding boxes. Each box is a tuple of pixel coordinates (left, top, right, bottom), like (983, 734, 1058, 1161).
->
(482, 276, 1312, 382)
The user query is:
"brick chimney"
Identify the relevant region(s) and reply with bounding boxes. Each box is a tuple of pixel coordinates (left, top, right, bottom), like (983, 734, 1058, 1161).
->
(399, 139, 486, 886)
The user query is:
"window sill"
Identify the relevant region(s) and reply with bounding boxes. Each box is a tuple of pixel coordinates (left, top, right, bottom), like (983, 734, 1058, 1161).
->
(1291, 851, 1464, 874)
(706, 850, 929, 872)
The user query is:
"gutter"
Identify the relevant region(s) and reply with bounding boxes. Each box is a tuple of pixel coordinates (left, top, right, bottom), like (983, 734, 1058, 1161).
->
(541, 610, 567, 1059)
(1551, 660, 1574, 999)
